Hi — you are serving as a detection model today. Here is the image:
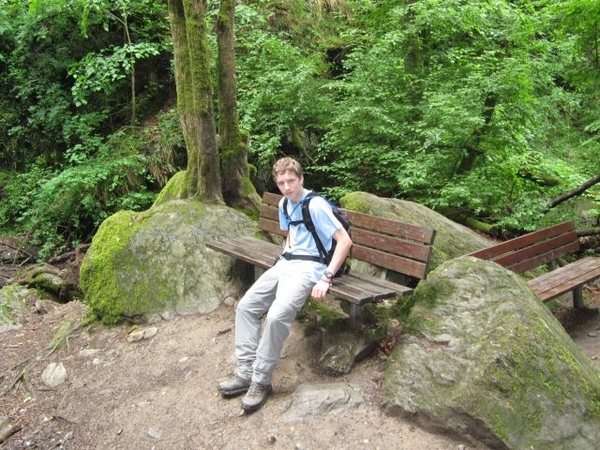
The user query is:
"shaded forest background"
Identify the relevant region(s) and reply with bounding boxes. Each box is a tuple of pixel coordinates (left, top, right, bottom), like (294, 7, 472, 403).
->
(1, 0, 600, 260)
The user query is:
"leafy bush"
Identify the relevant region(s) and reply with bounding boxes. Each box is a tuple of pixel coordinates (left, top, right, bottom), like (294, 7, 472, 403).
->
(0, 119, 187, 258)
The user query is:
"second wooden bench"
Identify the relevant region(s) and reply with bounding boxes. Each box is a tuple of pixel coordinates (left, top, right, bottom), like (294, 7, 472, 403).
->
(468, 221, 600, 308)
(207, 192, 437, 327)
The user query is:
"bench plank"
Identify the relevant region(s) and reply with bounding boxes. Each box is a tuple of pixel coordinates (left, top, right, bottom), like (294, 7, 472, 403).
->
(207, 235, 414, 305)
(469, 221, 578, 273)
(350, 244, 428, 279)
(207, 236, 279, 270)
(469, 221, 599, 307)
(469, 221, 575, 260)
(527, 257, 600, 302)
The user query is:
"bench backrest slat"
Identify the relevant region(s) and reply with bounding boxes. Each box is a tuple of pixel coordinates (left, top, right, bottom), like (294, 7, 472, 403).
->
(469, 221, 580, 273)
(258, 192, 435, 280)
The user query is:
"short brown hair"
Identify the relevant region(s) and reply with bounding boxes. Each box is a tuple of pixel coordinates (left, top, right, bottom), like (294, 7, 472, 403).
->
(272, 157, 303, 180)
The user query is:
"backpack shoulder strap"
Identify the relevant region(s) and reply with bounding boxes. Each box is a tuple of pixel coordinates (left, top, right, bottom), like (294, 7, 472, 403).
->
(283, 194, 314, 228)
(300, 193, 327, 263)
(282, 197, 291, 222)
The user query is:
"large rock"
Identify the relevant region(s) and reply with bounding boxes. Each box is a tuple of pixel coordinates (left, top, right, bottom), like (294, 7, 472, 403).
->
(80, 199, 256, 323)
(381, 256, 600, 449)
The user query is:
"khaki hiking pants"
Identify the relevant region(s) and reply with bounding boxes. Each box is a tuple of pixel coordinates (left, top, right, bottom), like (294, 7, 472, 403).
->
(234, 258, 320, 385)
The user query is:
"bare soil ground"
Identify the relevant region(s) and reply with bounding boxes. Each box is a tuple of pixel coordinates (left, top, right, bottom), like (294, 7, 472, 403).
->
(1, 280, 599, 450)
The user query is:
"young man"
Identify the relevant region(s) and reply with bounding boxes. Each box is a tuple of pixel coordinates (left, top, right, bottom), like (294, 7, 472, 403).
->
(218, 157, 353, 412)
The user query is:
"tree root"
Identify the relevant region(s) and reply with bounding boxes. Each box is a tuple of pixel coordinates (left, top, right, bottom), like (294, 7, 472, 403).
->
(1, 320, 86, 397)
(0, 421, 22, 444)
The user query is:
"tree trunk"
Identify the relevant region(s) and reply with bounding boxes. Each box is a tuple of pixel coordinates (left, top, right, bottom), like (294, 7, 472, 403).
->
(216, 0, 259, 209)
(457, 92, 498, 174)
(167, 0, 222, 203)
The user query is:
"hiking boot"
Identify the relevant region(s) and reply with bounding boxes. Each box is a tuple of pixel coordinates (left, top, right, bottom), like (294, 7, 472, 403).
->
(241, 381, 272, 412)
(218, 375, 251, 397)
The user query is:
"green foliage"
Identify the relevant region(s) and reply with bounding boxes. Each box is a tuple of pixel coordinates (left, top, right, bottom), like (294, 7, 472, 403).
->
(69, 42, 162, 107)
(237, 26, 331, 168)
(301, 0, 598, 229)
(0, 164, 52, 234)
(1, 128, 167, 258)
(0, 0, 171, 171)
(234, 2, 352, 185)
(2, 0, 600, 261)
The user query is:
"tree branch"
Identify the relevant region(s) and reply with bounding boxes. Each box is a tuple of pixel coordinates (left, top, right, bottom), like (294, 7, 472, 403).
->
(542, 173, 600, 213)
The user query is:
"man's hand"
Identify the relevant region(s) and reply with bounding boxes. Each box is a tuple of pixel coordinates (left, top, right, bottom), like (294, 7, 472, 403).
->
(311, 279, 331, 301)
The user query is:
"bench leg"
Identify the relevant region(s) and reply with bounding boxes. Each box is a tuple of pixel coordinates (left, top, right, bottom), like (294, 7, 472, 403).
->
(348, 304, 366, 330)
(573, 287, 584, 309)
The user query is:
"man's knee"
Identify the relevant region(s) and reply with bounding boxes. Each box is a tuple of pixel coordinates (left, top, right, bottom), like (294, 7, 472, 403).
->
(265, 302, 297, 325)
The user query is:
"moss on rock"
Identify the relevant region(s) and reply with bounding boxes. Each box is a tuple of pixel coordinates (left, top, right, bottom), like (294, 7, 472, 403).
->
(382, 256, 600, 449)
(80, 209, 146, 324)
(80, 199, 254, 325)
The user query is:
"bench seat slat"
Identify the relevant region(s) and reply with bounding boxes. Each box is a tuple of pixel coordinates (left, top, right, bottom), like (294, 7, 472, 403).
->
(331, 272, 413, 305)
(527, 257, 600, 302)
(207, 236, 413, 305)
(206, 236, 280, 269)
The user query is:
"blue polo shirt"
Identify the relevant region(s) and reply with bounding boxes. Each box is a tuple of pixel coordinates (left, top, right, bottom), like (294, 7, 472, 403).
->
(278, 190, 342, 259)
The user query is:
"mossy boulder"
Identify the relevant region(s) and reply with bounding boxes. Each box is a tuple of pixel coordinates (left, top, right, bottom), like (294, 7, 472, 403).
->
(381, 256, 600, 449)
(80, 199, 255, 324)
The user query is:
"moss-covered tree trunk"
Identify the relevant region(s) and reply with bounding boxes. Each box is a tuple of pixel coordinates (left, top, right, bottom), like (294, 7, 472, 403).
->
(167, 0, 221, 203)
(216, 0, 259, 209)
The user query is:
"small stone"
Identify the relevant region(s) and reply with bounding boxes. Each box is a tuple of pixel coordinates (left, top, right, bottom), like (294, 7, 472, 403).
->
(41, 362, 68, 388)
(147, 427, 163, 440)
(223, 296, 237, 307)
(160, 310, 177, 321)
(126, 327, 158, 343)
(146, 313, 163, 324)
(79, 348, 101, 358)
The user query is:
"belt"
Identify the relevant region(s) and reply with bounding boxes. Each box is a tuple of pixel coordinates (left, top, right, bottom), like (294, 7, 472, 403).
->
(279, 252, 321, 262)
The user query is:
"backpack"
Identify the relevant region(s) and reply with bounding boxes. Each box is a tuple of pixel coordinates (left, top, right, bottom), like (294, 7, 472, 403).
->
(283, 192, 351, 276)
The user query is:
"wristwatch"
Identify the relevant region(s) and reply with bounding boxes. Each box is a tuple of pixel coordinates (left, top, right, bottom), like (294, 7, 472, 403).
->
(324, 270, 334, 280)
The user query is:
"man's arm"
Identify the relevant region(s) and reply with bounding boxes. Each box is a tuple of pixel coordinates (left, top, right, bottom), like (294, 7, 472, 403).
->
(283, 234, 290, 250)
(311, 227, 352, 301)
(325, 227, 352, 276)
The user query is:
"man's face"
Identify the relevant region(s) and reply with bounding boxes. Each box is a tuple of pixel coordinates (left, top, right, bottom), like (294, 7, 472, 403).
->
(275, 170, 304, 202)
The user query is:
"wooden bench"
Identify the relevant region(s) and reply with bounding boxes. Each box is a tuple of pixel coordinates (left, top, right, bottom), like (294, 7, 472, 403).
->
(468, 221, 600, 308)
(207, 192, 436, 327)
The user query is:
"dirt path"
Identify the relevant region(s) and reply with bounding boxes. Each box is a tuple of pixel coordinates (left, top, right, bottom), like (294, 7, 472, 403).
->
(1, 290, 599, 450)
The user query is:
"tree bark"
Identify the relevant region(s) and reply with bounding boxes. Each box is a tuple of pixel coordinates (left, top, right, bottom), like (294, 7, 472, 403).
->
(167, 0, 222, 202)
(457, 92, 498, 174)
(216, 0, 258, 209)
